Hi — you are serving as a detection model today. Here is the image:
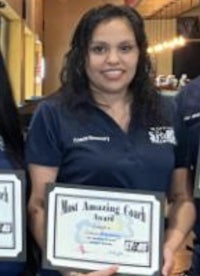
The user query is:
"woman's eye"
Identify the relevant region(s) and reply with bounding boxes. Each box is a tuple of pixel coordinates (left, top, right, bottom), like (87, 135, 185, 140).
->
(90, 45, 106, 54)
(120, 45, 134, 52)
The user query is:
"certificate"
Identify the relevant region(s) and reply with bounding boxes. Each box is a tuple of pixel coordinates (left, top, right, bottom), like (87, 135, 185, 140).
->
(44, 184, 164, 276)
(0, 170, 26, 261)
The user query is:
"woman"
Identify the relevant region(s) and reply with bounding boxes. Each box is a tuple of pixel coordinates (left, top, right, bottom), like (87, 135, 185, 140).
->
(0, 52, 25, 275)
(26, 4, 195, 276)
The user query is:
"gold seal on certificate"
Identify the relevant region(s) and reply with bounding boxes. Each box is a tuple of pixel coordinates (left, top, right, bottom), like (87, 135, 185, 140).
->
(44, 184, 164, 276)
(0, 170, 26, 261)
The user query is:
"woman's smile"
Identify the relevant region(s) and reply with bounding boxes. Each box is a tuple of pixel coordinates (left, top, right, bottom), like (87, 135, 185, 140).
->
(101, 69, 125, 80)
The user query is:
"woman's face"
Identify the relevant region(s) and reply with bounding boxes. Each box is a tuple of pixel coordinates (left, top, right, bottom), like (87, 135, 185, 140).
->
(86, 17, 139, 97)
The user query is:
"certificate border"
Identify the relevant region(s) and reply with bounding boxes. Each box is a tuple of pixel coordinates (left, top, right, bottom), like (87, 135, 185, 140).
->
(194, 139, 200, 198)
(0, 180, 15, 249)
(0, 170, 26, 261)
(43, 183, 165, 276)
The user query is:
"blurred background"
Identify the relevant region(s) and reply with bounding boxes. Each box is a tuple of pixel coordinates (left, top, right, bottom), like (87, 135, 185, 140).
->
(0, 0, 200, 105)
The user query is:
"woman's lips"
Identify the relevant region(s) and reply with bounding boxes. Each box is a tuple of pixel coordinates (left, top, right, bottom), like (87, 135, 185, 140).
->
(102, 69, 124, 80)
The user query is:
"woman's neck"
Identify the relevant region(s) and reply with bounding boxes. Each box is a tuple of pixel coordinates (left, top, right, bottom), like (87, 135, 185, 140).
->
(92, 87, 130, 107)
(93, 91, 132, 132)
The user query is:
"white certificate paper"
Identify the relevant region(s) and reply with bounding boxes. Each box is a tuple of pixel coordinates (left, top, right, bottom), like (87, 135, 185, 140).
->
(44, 184, 164, 276)
(0, 171, 25, 260)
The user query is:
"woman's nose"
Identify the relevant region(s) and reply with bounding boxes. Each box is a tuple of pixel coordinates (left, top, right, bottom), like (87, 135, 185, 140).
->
(106, 49, 120, 64)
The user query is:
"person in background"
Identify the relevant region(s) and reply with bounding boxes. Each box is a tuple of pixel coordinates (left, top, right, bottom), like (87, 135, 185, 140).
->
(0, 51, 26, 276)
(0, 50, 45, 276)
(175, 75, 200, 276)
(0, 50, 65, 276)
(26, 4, 195, 276)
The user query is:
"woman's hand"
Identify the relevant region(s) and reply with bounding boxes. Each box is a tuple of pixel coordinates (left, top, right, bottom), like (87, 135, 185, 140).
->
(67, 266, 119, 276)
(162, 245, 175, 276)
(162, 168, 196, 275)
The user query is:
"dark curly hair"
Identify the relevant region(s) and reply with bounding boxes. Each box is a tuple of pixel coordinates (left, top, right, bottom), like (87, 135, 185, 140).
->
(0, 52, 24, 167)
(59, 4, 163, 126)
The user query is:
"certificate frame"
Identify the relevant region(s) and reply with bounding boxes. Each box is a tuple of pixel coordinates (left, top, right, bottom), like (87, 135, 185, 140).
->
(0, 170, 26, 261)
(43, 183, 165, 276)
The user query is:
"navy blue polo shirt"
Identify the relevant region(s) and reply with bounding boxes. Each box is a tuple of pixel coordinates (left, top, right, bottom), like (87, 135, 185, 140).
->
(26, 94, 188, 197)
(0, 136, 26, 276)
(176, 76, 200, 237)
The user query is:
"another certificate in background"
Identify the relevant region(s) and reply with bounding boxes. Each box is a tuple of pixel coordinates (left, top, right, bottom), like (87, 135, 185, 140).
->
(0, 170, 26, 261)
(43, 184, 164, 276)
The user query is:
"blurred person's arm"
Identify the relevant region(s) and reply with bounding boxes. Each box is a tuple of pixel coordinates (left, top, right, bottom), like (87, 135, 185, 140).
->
(162, 168, 196, 276)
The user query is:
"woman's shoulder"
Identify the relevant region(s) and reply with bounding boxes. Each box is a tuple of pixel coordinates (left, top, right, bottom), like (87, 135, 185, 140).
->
(29, 91, 78, 134)
(33, 91, 70, 119)
(37, 91, 63, 110)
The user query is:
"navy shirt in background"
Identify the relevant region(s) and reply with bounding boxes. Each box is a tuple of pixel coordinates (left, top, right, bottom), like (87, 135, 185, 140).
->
(176, 76, 200, 238)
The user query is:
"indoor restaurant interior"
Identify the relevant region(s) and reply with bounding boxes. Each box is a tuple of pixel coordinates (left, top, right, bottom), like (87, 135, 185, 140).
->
(0, 0, 200, 275)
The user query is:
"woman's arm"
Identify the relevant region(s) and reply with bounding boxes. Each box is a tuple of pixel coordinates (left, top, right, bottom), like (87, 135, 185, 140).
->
(28, 164, 59, 248)
(162, 168, 196, 276)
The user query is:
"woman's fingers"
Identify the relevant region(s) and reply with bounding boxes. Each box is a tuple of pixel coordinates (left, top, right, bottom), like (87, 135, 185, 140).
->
(85, 266, 119, 276)
(69, 265, 119, 276)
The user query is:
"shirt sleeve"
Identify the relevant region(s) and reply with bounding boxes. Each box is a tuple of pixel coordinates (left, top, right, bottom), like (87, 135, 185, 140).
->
(25, 101, 62, 167)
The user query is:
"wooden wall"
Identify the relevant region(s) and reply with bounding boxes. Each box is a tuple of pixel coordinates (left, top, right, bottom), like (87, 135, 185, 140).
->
(0, 0, 44, 104)
(6, 0, 22, 16)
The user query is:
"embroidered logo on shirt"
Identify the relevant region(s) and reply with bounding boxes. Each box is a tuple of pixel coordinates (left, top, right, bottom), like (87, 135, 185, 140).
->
(148, 127, 177, 145)
(73, 135, 110, 143)
(0, 136, 5, 151)
(183, 112, 200, 121)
